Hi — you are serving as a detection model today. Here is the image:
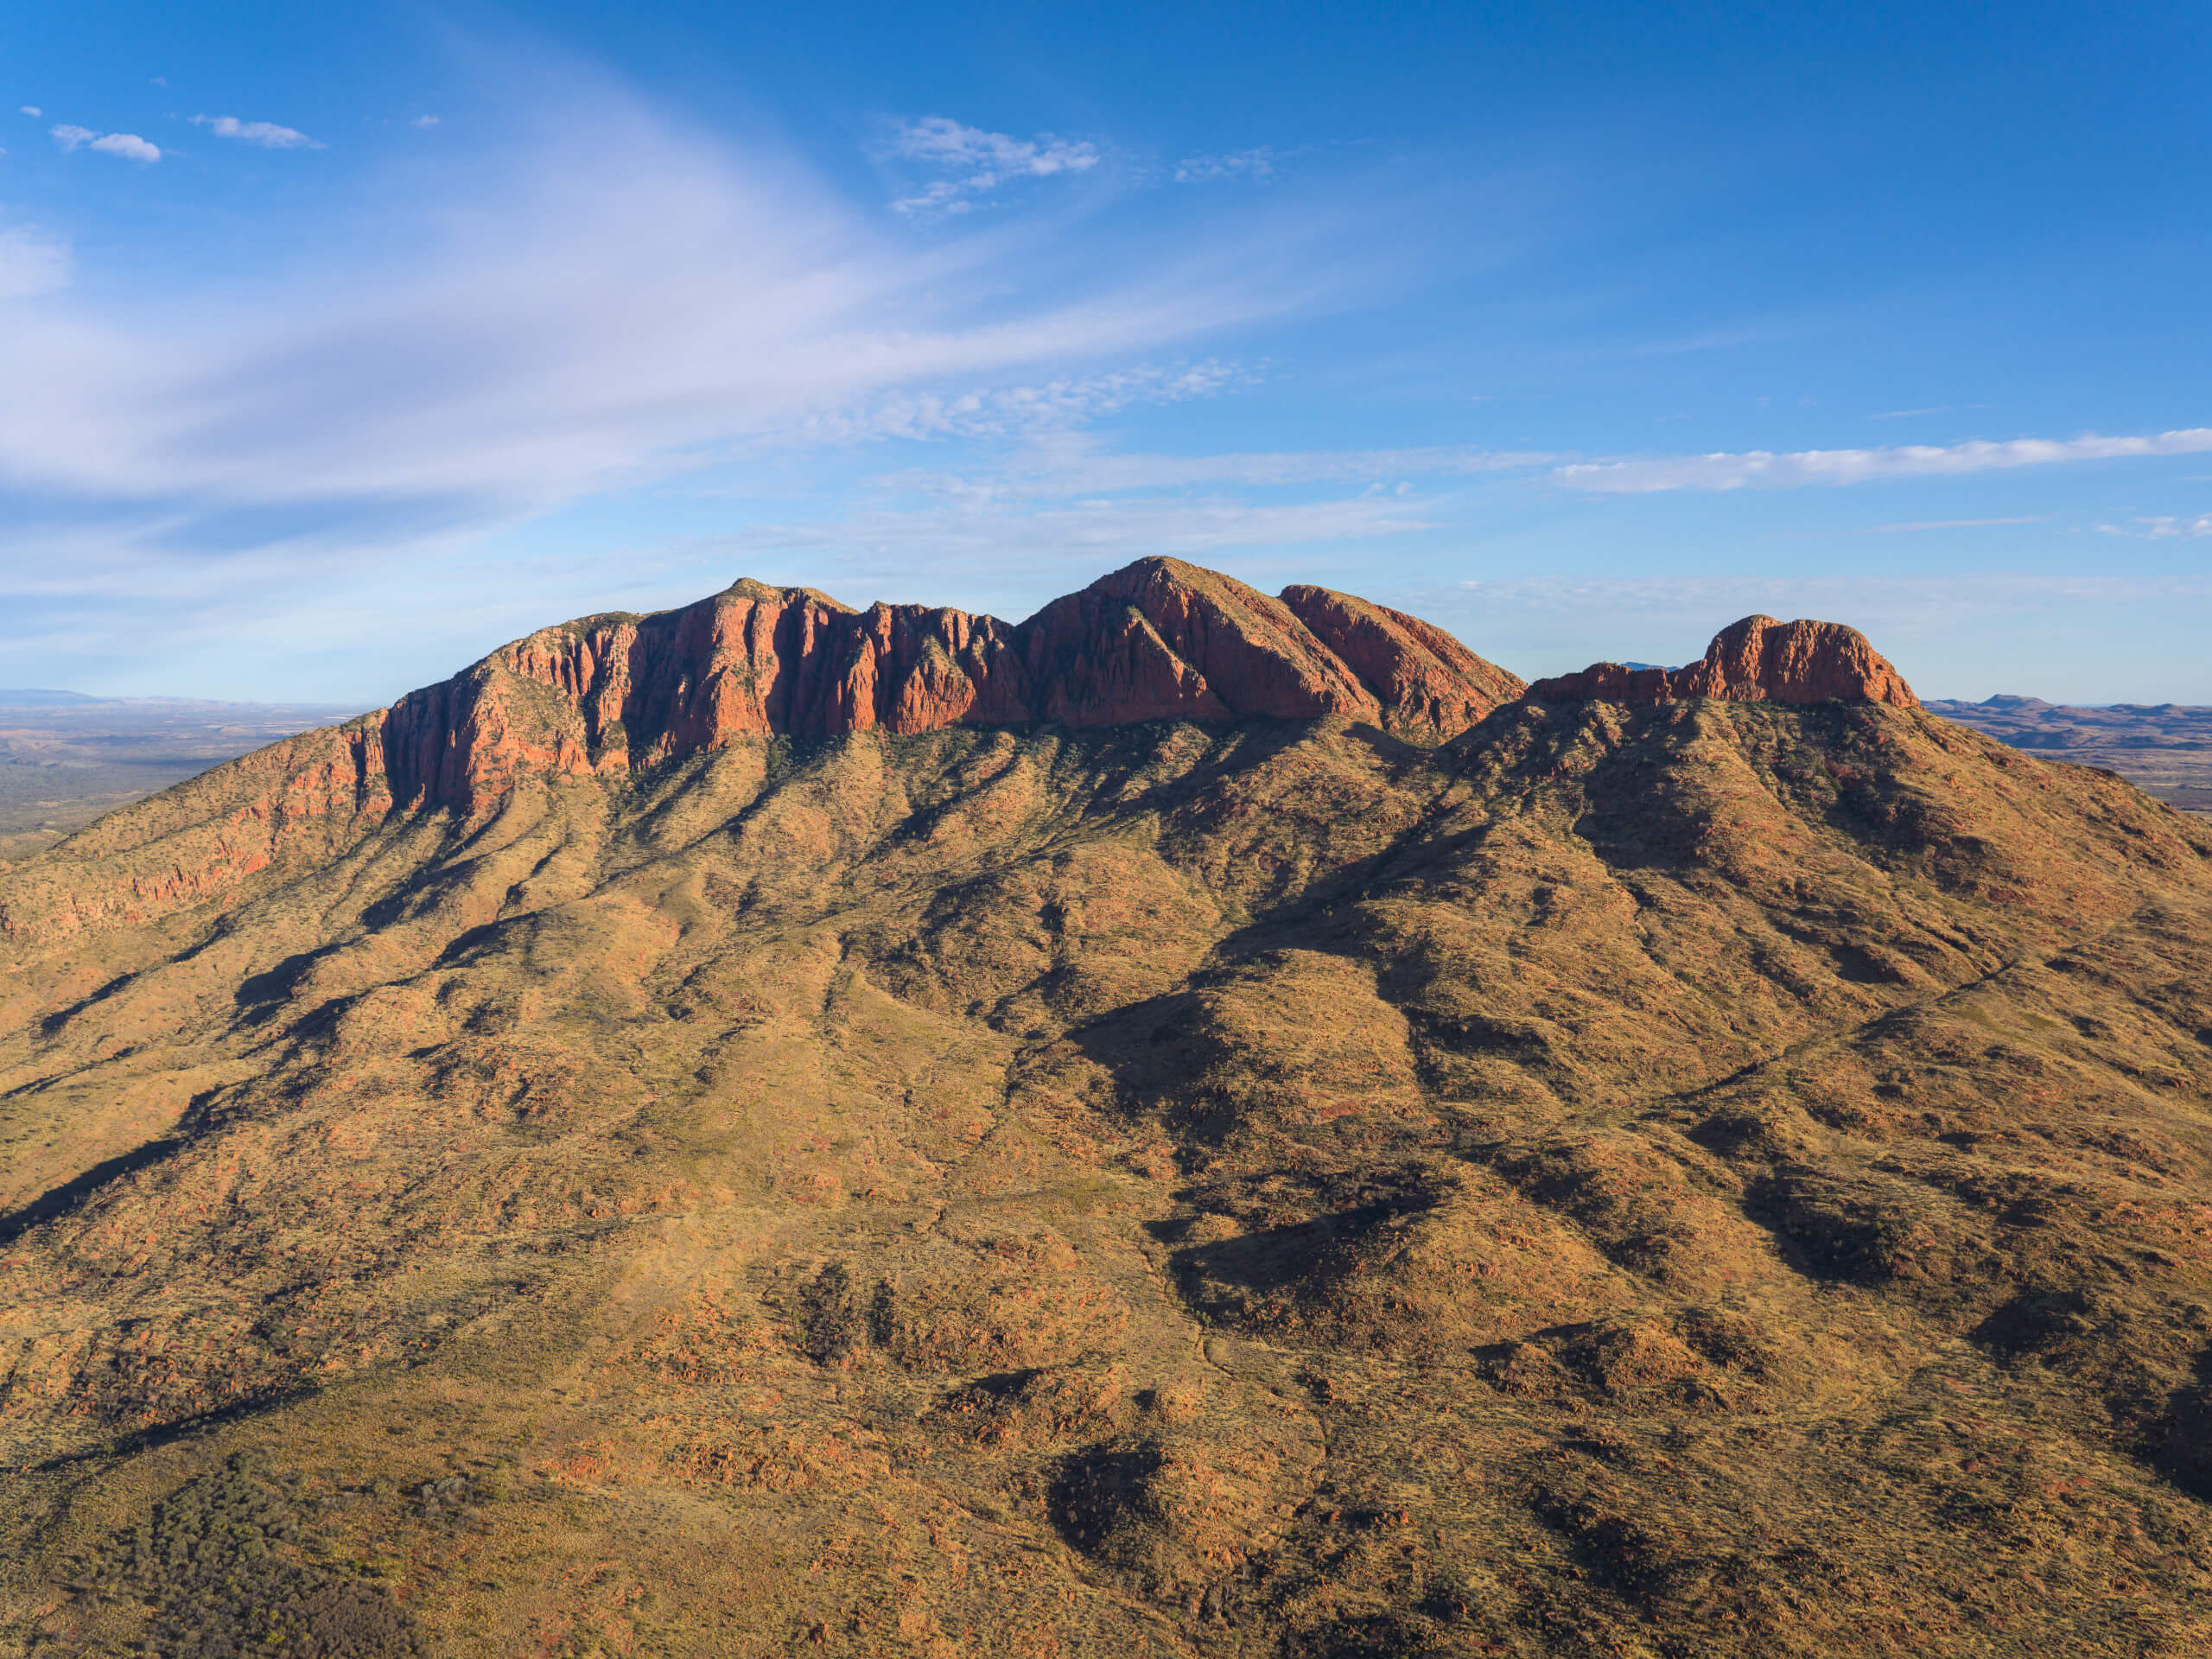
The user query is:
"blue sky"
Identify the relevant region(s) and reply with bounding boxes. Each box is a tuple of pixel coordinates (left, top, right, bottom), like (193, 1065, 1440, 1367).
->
(4, 1, 2210, 704)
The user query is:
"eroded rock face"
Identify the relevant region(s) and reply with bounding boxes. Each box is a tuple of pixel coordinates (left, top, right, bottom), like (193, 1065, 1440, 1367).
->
(1527, 613, 1919, 710)
(212, 559, 1532, 828)
(0, 569, 1928, 950)
(1278, 583, 1530, 741)
(0, 559, 1529, 943)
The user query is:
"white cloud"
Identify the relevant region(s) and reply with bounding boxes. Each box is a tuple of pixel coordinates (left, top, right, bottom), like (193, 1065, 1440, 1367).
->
(0, 226, 71, 300)
(669, 431, 1551, 603)
(90, 132, 162, 162)
(1442, 571, 2212, 626)
(19, 105, 40, 118)
(1555, 427, 2212, 493)
(2098, 515, 2212, 539)
(193, 115, 323, 149)
(695, 493, 1440, 578)
(884, 116, 1099, 214)
(1173, 148, 1281, 184)
(51, 124, 161, 162)
(412, 114, 441, 129)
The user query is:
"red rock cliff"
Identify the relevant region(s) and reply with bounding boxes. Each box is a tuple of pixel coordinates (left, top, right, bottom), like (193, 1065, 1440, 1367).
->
(1279, 584, 1529, 741)
(1526, 614, 1919, 710)
(3, 573, 1943, 948)
(365, 558, 1528, 816)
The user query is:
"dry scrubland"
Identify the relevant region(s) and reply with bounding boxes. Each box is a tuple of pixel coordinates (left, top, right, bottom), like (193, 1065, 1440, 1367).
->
(3, 571, 2212, 1656)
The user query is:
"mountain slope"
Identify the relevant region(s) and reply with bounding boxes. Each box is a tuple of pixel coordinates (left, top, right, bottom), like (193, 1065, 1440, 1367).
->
(3, 562, 2210, 1658)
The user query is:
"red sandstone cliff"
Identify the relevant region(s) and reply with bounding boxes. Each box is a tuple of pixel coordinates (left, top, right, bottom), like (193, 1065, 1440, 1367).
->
(1526, 614, 1919, 710)
(367, 558, 1531, 817)
(1278, 584, 1529, 741)
(0, 561, 1528, 943)
(0, 571, 1927, 949)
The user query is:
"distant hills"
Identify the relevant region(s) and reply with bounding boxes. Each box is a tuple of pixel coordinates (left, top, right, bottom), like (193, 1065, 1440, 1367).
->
(0, 690, 101, 707)
(1930, 695, 2212, 812)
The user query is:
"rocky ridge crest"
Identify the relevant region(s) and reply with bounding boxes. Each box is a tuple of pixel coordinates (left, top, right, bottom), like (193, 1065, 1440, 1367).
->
(0, 563, 1923, 945)
(1527, 613, 1918, 709)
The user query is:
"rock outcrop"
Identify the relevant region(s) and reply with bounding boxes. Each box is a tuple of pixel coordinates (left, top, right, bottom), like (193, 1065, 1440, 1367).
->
(1278, 583, 1529, 741)
(0, 572, 1930, 949)
(1526, 613, 1919, 710)
(0, 560, 1529, 941)
(277, 558, 1529, 821)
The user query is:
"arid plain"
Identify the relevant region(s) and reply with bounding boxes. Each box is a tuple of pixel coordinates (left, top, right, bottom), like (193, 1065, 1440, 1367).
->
(4, 559, 2211, 1657)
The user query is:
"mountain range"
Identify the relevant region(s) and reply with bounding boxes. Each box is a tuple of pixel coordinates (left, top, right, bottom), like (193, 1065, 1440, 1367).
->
(1928, 696, 2212, 816)
(3, 557, 2209, 1658)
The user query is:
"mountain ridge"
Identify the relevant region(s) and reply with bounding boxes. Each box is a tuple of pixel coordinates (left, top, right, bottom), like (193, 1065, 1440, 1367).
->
(0, 558, 1918, 950)
(16, 561, 2202, 1658)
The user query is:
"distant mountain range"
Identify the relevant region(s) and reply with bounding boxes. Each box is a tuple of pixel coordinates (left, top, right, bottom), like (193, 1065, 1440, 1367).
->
(1929, 695, 2212, 812)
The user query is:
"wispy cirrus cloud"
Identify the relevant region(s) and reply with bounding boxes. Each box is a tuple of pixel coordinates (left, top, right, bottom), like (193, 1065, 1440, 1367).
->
(1446, 572, 2212, 614)
(1556, 427, 2212, 493)
(2099, 514, 2212, 539)
(668, 434, 1548, 605)
(1173, 147, 1282, 183)
(1870, 516, 2046, 531)
(691, 493, 1441, 588)
(883, 116, 1099, 214)
(52, 124, 161, 162)
(874, 436, 1559, 499)
(799, 362, 1252, 444)
(192, 114, 324, 149)
(0, 73, 1328, 577)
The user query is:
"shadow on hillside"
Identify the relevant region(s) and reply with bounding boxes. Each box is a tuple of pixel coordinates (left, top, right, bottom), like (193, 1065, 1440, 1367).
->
(0, 1135, 183, 1246)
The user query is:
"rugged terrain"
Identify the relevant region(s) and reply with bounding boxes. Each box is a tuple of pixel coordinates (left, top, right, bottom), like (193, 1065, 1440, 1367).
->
(3, 558, 2210, 1657)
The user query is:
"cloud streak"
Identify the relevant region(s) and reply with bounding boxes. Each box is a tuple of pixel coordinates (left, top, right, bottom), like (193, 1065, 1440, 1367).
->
(884, 116, 1099, 214)
(1174, 148, 1281, 183)
(691, 493, 1440, 587)
(0, 226, 71, 301)
(798, 363, 1252, 444)
(873, 437, 1560, 499)
(1556, 427, 2212, 493)
(192, 115, 324, 149)
(2099, 515, 2212, 539)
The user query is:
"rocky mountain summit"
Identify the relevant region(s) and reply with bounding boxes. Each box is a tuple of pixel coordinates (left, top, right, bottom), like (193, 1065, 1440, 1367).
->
(1528, 612, 1919, 709)
(373, 558, 1527, 811)
(3, 560, 2209, 1658)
